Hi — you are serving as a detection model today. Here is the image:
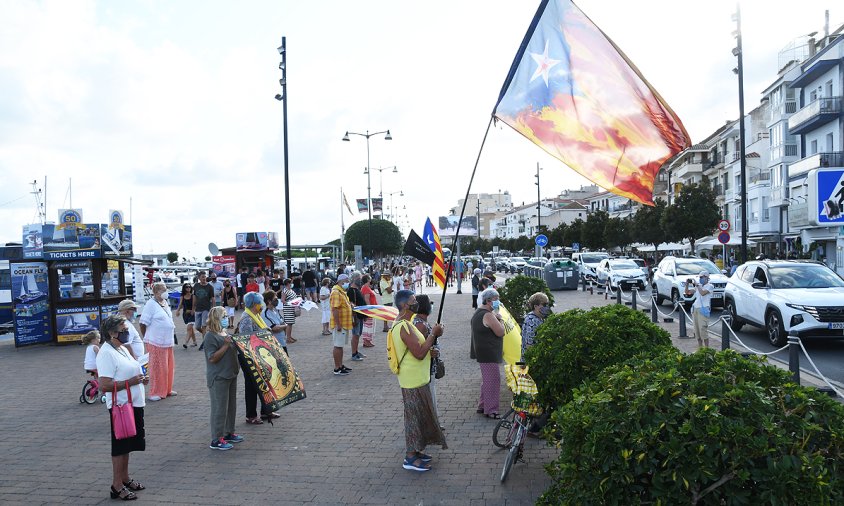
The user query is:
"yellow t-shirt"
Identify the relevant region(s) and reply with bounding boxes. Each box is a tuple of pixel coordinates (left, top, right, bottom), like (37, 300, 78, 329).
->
(392, 320, 431, 389)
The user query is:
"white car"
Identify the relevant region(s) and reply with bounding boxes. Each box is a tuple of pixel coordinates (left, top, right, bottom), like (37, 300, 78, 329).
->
(596, 259, 648, 291)
(652, 256, 728, 308)
(724, 260, 844, 346)
(572, 252, 609, 281)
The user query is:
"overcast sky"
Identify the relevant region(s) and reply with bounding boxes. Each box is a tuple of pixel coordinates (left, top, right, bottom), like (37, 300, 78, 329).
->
(0, 1, 839, 260)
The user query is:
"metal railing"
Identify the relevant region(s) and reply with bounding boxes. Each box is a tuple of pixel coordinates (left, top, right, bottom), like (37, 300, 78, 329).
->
(789, 97, 843, 131)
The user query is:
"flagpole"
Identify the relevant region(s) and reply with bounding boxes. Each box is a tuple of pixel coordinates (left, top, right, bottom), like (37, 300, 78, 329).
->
(340, 187, 346, 265)
(436, 116, 494, 323)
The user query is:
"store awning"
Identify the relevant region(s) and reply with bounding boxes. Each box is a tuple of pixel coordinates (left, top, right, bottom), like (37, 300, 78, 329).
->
(115, 257, 154, 265)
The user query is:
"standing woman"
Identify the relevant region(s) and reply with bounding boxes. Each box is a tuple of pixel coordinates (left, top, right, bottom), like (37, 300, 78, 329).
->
(262, 290, 288, 354)
(392, 290, 446, 472)
(360, 274, 377, 347)
(255, 269, 266, 294)
(221, 280, 238, 329)
(470, 288, 506, 418)
(96, 314, 149, 500)
(412, 294, 442, 420)
(117, 299, 144, 360)
(139, 282, 177, 402)
(521, 292, 550, 359)
(471, 268, 481, 309)
(379, 270, 394, 332)
(238, 291, 278, 424)
(319, 277, 332, 335)
(175, 283, 196, 348)
(204, 307, 243, 451)
(280, 278, 298, 344)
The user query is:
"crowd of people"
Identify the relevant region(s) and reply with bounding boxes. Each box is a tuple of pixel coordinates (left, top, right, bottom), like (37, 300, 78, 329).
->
(87, 258, 532, 498)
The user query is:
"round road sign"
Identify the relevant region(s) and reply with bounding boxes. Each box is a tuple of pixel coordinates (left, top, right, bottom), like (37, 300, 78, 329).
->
(535, 234, 548, 247)
(718, 231, 731, 244)
(718, 219, 730, 232)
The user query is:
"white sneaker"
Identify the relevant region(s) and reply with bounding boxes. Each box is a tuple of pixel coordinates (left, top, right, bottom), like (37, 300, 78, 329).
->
(149, 395, 162, 401)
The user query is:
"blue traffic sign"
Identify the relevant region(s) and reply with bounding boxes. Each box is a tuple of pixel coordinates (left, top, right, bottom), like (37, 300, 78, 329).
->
(717, 232, 730, 244)
(572, 242, 580, 251)
(535, 234, 548, 247)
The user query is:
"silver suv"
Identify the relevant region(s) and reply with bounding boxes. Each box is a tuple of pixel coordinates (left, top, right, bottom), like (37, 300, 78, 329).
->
(652, 256, 728, 308)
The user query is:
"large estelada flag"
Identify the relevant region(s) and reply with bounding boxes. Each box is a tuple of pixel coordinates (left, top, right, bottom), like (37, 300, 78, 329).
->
(353, 305, 400, 322)
(231, 329, 306, 411)
(422, 218, 447, 288)
(493, 0, 691, 205)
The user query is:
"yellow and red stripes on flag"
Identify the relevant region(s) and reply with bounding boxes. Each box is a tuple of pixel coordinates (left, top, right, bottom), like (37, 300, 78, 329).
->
(423, 218, 447, 289)
(353, 305, 400, 322)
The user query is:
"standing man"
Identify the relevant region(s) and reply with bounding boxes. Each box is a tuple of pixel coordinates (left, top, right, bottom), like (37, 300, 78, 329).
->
(346, 272, 368, 362)
(330, 273, 354, 375)
(685, 270, 713, 349)
(192, 272, 215, 349)
(302, 265, 318, 303)
(236, 266, 248, 310)
(380, 269, 394, 332)
(269, 269, 283, 298)
(209, 273, 223, 308)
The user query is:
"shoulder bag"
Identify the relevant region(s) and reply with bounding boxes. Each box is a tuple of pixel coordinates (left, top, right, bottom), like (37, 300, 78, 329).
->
(111, 380, 137, 440)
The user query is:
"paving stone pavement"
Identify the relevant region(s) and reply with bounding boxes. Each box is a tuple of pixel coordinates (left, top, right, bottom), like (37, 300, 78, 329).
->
(0, 280, 826, 505)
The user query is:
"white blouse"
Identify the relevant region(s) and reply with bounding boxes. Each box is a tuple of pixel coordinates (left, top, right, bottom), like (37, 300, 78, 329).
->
(139, 298, 175, 347)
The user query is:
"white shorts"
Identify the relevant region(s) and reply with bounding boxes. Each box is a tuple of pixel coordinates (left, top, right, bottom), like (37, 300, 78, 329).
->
(332, 328, 349, 348)
(225, 306, 235, 317)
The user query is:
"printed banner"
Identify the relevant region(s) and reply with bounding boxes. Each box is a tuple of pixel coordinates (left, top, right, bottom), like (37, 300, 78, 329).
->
(108, 210, 125, 230)
(231, 329, 306, 410)
(437, 215, 478, 238)
(100, 302, 121, 320)
(371, 198, 383, 213)
(500, 305, 523, 366)
(11, 262, 48, 304)
(13, 299, 52, 347)
(212, 255, 237, 278)
(55, 305, 100, 344)
(356, 199, 369, 213)
(43, 223, 102, 260)
(22, 224, 44, 259)
(101, 224, 132, 257)
(57, 209, 84, 230)
(236, 232, 270, 251)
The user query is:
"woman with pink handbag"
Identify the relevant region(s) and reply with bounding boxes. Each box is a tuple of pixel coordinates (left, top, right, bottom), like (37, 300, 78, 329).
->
(96, 314, 150, 501)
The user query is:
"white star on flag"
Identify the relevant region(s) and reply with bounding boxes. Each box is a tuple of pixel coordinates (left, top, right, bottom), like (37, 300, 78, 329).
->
(529, 40, 560, 87)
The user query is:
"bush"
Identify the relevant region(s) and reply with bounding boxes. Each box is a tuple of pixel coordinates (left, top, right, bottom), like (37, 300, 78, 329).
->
(498, 275, 553, 324)
(524, 304, 671, 409)
(539, 349, 844, 505)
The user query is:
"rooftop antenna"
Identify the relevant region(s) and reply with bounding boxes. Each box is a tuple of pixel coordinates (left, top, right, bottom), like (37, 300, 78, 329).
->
(30, 180, 46, 224)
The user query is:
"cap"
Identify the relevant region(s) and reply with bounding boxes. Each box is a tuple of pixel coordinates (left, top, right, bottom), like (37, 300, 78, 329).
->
(699, 270, 709, 277)
(474, 268, 482, 275)
(337, 273, 350, 282)
(117, 299, 139, 311)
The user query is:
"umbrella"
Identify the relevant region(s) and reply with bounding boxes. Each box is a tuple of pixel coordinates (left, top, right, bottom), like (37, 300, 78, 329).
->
(695, 236, 756, 248)
(353, 305, 400, 321)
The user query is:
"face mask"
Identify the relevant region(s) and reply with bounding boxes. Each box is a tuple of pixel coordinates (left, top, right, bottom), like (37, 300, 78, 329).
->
(117, 330, 130, 344)
(220, 317, 229, 328)
(408, 303, 419, 313)
(539, 306, 552, 317)
(491, 300, 500, 311)
(342, 283, 350, 290)
(700, 277, 707, 284)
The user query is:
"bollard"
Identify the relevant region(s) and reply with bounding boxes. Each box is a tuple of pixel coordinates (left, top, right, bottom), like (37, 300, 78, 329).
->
(651, 298, 658, 323)
(720, 316, 731, 350)
(788, 331, 800, 385)
(615, 287, 622, 305)
(631, 288, 638, 309)
(588, 280, 594, 295)
(582, 277, 586, 292)
(604, 283, 609, 300)
(678, 307, 688, 338)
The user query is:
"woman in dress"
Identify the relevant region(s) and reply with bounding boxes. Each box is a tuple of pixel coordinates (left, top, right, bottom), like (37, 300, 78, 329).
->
(470, 288, 506, 418)
(139, 282, 177, 402)
(238, 291, 279, 424)
(96, 314, 149, 500)
(203, 307, 242, 451)
(280, 278, 298, 344)
(319, 277, 332, 335)
(521, 292, 550, 360)
(392, 290, 446, 472)
(360, 274, 377, 348)
(175, 283, 196, 348)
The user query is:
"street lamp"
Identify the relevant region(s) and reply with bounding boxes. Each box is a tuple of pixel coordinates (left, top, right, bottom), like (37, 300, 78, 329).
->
(342, 129, 392, 261)
(275, 36, 293, 277)
(732, 5, 749, 263)
(364, 166, 398, 198)
(387, 190, 403, 223)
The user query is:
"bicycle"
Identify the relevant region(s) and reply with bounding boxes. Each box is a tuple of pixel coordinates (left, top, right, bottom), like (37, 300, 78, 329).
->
(79, 373, 105, 404)
(493, 362, 542, 483)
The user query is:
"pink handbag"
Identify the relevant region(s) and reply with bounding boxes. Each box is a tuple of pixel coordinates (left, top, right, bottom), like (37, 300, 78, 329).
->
(111, 381, 137, 440)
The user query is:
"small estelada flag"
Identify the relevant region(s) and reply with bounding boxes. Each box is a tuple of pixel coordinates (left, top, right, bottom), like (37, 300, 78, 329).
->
(422, 218, 447, 289)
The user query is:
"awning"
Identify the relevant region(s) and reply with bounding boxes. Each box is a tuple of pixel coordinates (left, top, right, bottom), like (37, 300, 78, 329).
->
(633, 242, 688, 252)
(115, 257, 154, 266)
(696, 236, 757, 247)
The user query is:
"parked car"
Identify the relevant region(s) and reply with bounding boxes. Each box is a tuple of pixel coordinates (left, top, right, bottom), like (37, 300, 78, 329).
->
(596, 259, 648, 291)
(723, 260, 844, 346)
(508, 256, 527, 274)
(652, 256, 728, 308)
(571, 252, 609, 281)
(527, 257, 548, 267)
(630, 258, 650, 278)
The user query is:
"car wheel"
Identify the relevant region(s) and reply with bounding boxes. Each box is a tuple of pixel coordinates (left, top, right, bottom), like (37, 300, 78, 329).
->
(654, 285, 665, 305)
(670, 289, 680, 307)
(724, 298, 744, 331)
(766, 309, 787, 347)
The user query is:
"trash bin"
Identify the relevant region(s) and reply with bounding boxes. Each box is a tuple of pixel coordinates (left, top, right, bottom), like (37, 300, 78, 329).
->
(544, 259, 579, 290)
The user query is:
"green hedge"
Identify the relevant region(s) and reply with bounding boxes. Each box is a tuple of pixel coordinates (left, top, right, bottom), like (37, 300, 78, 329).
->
(539, 349, 844, 505)
(524, 304, 671, 409)
(498, 275, 553, 324)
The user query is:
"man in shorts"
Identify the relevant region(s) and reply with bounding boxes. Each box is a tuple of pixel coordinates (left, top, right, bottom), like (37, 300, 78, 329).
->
(330, 274, 354, 375)
(209, 273, 223, 307)
(302, 265, 318, 302)
(192, 272, 215, 338)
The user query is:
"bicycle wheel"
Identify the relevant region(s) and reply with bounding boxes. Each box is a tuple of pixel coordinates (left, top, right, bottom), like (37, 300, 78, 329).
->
(500, 429, 522, 483)
(492, 408, 515, 448)
(82, 381, 98, 404)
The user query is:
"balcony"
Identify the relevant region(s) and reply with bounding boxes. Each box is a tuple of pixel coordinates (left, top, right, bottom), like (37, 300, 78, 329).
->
(789, 151, 844, 177)
(788, 201, 809, 229)
(769, 100, 797, 125)
(788, 97, 843, 135)
(713, 184, 724, 196)
(673, 161, 703, 181)
(749, 172, 771, 185)
(769, 186, 789, 207)
(770, 143, 798, 162)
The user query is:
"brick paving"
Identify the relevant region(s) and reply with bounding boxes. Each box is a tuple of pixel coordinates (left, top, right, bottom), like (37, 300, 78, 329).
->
(0, 278, 828, 505)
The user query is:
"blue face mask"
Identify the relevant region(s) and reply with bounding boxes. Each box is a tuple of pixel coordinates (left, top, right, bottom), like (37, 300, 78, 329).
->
(220, 317, 229, 328)
(342, 283, 350, 290)
(491, 300, 500, 311)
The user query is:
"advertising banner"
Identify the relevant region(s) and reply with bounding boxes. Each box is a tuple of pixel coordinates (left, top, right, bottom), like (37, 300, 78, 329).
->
(22, 224, 44, 259)
(42, 223, 102, 260)
(236, 232, 270, 251)
(55, 305, 100, 343)
(13, 299, 52, 347)
(437, 215, 478, 238)
(267, 232, 279, 249)
(212, 255, 237, 278)
(809, 169, 844, 225)
(100, 301, 121, 320)
(11, 262, 48, 304)
(102, 214, 132, 256)
(231, 329, 306, 410)
(57, 209, 84, 230)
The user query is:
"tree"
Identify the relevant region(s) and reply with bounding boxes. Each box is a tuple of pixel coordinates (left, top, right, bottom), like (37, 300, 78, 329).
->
(548, 222, 568, 248)
(662, 182, 720, 254)
(603, 216, 632, 251)
(166, 252, 179, 263)
(567, 219, 584, 248)
(582, 210, 608, 250)
(344, 219, 403, 258)
(633, 199, 673, 251)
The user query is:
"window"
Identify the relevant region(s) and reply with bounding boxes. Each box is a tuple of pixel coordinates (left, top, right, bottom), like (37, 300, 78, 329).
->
(658, 171, 666, 182)
(826, 133, 834, 152)
(762, 197, 769, 220)
(55, 260, 94, 300)
(740, 266, 756, 283)
(825, 80, 833, 98)
(810, 139, 818, 155)
(809, 89, 818, 102)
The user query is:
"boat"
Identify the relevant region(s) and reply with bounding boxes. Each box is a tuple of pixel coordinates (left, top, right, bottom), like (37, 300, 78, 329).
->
(15, 274, 45, 303)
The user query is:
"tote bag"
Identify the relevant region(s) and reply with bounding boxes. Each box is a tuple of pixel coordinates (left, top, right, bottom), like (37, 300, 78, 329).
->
(111, 382, 137, 440)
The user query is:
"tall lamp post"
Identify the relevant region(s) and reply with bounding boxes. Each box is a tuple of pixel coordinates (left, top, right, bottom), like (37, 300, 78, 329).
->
(387, 190, 403, 223)
(342, 129, 392, 261)
(275, 37, 293, 277)
(732, 5, 748, 263)
(368, 166, 398, 198)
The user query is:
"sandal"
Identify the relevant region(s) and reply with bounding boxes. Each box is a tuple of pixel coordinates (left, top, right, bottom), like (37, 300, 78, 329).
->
(476, 408, 485, 414)
(484, 413, 501, 419)
(245, 417, 264, 425)
(287, 337, 297, 343)
(110, 485, 137, 501)
(123, 479, 145, 491)
(402, 456, 431, 472)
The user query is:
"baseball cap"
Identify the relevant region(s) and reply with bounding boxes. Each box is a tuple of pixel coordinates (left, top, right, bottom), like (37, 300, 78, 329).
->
(117, 299, 139, 311)
(337, 273, 350, 282)
(699, 270, 709, 277)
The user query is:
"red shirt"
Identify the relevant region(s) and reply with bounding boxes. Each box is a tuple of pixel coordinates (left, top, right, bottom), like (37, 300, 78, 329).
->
(245, 282, 259, 293)
(361, 284, 377, 305)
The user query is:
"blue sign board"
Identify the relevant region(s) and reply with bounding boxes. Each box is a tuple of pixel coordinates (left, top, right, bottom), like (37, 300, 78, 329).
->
(813, 169, 844, 225)
(535, 234, 548, 247)
(572, 242, 580, 252)
(13, 298, 52, 347)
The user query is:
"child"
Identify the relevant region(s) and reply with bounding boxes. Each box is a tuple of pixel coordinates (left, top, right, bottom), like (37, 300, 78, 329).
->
(82, 330, 100, 376)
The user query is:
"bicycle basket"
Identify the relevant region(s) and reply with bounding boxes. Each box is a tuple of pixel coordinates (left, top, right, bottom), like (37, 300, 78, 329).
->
(506, 364, 542, 416)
